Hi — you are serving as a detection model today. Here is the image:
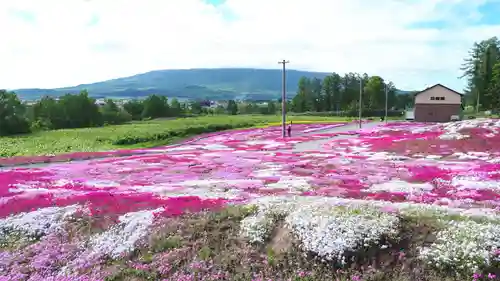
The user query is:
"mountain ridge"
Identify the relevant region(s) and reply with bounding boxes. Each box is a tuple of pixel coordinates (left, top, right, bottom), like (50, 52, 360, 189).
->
(12, 68, 411, 101)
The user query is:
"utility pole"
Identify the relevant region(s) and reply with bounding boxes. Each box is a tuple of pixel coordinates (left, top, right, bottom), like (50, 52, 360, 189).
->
(476, 88, 480, 114)
(359, 78, 363, 128)
(278, 60, 290, 138)
(385, 83, 388, 122)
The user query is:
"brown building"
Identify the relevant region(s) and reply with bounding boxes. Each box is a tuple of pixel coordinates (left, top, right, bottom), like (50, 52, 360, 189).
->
(414, 84, 463, 122)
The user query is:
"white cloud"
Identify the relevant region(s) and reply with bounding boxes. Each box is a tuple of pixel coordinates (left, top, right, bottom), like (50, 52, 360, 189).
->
(1, 0, 500, 91)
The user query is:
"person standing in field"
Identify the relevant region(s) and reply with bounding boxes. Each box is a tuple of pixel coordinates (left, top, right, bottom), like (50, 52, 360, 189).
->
(287, 121, 292, 137)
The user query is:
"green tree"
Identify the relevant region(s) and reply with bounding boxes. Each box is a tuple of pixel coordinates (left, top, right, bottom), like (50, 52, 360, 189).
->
(340, 73, 362, 111)
(142, 94, 169, 119)
(292, 77, 310, 112)
(394, 92, 414, 109)
(461, 37, 500, 110)
(181, 102, 189, 114)
(266, 101, 276, 114)
(0, 90, 31, 136)
(101, 99, 131, 125)
(58, 90, 103, 128)
(238, 103, 252, 114)
(123, 99, 144, 120)
(310, 78, 322, 111)
(226, 100, 238, 115)
(386, 82, 398, 110)
(321, 73, 342, 112)
(32, 96, 65, 129)
(190, 101, 202, 114)
(486, 62, 500, 110)
(291, 72, 403, 115)
(363, 76, 385, 110)
(170, 98, 182, 117)
(214, 105, 226, 115)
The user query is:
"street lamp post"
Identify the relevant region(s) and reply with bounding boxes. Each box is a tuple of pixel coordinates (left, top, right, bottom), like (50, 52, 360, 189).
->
(385, 83, 388, 122)
(278, 60, 289, 138)
(359, 79, 363, 128)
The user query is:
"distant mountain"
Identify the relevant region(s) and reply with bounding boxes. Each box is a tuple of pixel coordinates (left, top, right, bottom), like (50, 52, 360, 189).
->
(395, 90, 415, 95)
(12, 68, 410, 101)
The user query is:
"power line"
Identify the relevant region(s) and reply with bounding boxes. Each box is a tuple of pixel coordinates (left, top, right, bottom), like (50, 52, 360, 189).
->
(278, 60, 290, 138)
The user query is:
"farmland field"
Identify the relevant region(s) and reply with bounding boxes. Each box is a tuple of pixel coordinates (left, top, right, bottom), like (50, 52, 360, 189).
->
(0, 118, 500, 280)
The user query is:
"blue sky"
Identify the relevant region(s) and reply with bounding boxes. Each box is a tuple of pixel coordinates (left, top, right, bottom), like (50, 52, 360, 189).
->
(477, 2, 500, 24)
(1, 0, 500, 91)
(206, 0, 226, 6)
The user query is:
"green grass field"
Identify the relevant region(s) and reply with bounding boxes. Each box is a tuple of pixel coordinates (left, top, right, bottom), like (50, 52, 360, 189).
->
(0, 115, 351, 157)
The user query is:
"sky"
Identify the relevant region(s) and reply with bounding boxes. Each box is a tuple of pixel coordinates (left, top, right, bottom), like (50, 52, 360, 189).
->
(1, 0, 500, 91)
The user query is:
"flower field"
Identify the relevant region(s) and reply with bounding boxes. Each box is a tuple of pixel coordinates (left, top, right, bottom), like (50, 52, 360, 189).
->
(0, 119, 500, 280)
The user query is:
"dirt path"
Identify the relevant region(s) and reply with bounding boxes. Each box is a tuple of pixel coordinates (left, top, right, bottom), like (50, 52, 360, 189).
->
(292, 121, 384, 152)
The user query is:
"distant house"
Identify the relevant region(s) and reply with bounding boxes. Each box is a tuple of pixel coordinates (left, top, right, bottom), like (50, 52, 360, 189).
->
(94, 99, 106, 106)
(414, 84, 463, 122)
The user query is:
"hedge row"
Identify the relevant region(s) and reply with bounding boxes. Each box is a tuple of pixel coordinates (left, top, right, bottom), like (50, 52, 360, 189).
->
(290, 110, 404, 118)
(112, 123, 255, 145)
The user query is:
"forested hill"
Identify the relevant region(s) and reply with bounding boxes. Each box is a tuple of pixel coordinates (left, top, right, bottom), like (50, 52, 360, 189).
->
(13, 68, 414, 101)
(14, 68, 332, 101)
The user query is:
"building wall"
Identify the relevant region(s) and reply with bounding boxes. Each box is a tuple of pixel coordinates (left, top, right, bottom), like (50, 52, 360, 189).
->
(414, 104, 461, 122)
(414, 85, 462, 104)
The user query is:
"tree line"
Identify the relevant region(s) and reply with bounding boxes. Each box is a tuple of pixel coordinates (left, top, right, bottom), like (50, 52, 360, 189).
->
(461, 36, 500, 111)
(290, 73, 413, 115)
(0, 90, 280, 136)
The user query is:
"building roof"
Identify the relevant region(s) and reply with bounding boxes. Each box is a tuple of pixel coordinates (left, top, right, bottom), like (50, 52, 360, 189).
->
(414, 83, 463, 97)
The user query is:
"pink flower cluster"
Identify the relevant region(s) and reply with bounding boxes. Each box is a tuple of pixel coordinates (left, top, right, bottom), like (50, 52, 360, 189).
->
(0, 120, 499, 220)
(331, 120, 500, 159)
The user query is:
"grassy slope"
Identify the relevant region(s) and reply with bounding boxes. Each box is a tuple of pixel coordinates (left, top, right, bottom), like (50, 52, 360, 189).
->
(0, 115, 349, 157)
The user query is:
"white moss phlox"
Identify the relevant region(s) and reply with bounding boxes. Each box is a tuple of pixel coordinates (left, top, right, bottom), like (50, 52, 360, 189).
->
(87, 208, 162, 258)
(240, 196, 401, 263)
(240, 213, 277, 243)
(419, 220, 500, 272)
(0, 205, 78, 237)
(285, 205, 400, 262)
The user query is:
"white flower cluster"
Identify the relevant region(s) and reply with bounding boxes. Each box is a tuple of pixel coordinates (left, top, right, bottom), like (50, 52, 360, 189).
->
(86, 208, 161, 258)
(248, 195, 500, 222)
(438, 118, 500, 140)
(375, 119, 500, 142)
(285, 205, 400, 263)
(240, 213, 277, 243)
(240, 196, 500, 269)
(419, 219, 500, 272)
(250, 162, 283, 178)
(266, 176, 312, 192)
(364, 180, 434, 195)
(240, 196, 400, 263)
(453, 152, 491, 161)
(249, 196, 304, 216)
(0, 205, 78, 238)
(239, 197, 299, 243)
(451, 176, 500, 192)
